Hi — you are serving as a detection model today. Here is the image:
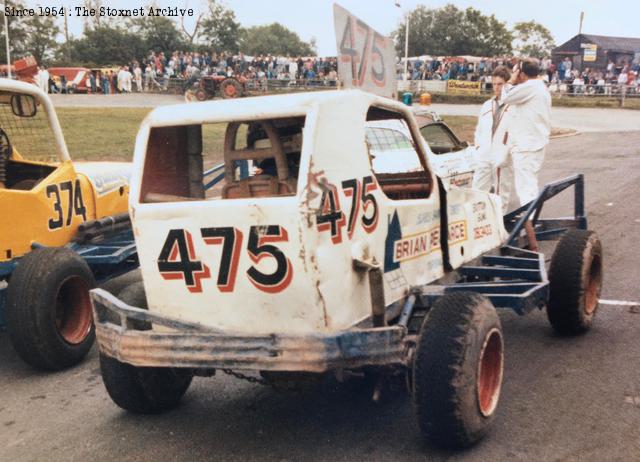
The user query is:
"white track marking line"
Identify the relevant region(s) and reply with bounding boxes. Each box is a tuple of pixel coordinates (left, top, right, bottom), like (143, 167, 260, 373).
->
(599, 299, 640, 306)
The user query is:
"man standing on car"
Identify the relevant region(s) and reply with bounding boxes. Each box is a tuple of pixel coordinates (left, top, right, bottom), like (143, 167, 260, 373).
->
(501, 58, 552, 252)
(472, 65, 513, 214)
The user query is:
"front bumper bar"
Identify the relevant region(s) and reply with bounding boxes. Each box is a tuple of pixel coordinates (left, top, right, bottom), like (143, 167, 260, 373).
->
(91, 289, 407, 373)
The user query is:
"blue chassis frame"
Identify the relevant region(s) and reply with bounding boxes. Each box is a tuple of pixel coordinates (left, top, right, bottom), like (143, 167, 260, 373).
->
(412, 174, 586, 318)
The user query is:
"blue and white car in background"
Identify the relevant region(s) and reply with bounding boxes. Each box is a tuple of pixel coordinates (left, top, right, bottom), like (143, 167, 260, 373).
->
(366, 108, 476, 188)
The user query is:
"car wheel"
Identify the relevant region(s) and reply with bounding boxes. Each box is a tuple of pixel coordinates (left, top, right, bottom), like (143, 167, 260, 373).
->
(6, 247, 96, 370)
(99, 282, 192, 413)
(413, 292, 504, 448)
(547, 229, 603, 335)
(220, 78, 243, 99)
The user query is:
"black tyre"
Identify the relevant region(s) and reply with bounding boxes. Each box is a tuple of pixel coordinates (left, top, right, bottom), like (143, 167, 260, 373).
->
(220, 78, 242, 99)
(413, 292, 504, 448)
(100, 282, 192, 414)
(6, 247, 96, 370)
(547, 229, 603, 335)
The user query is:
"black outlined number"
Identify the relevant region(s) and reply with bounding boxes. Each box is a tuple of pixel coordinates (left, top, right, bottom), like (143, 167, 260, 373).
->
(341, 178, 361, 239)
(46, 180, 87, 230)
(316, 185, 346, 244)
(73, 180, 87, 221)
(46, 185, 63, 230)
(201, 227, 243, 292)
(246, 226, 293, 293)
(157, 229, 210, 293)
(371, 32, 386, 86)
(60, 181, 73, 226)
(361, 176, 379, 233)
(339, 16, 359, 81)
(355, 19, 371, 85)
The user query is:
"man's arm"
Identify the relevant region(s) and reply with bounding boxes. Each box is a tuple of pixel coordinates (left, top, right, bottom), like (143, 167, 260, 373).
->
(501, 80, 537, 105)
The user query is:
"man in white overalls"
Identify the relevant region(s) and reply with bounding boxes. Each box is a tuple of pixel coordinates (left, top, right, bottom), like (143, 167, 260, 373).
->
(502, 58, 552, 251)
(472, 66, 513, 215)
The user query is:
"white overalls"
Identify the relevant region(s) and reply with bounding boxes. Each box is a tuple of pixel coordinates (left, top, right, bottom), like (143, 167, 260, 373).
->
(472, 97, 513, 214)
(501, 79, 552, 207)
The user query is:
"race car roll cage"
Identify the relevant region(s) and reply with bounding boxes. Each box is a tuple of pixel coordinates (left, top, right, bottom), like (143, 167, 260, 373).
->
(91, 170, 586, 372)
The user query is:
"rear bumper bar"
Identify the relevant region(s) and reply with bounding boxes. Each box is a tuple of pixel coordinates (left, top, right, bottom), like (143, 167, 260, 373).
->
(91, 289, 407, 373)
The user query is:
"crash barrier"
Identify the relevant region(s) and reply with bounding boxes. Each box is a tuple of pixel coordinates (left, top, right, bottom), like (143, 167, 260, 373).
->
(141, 77, 339, 95)
(75, 76, 640, 102)
(546, 83, 640, 98)
(398, 79, 640, 98)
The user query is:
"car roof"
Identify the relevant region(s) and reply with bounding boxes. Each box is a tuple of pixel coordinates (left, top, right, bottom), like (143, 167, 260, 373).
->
(141, 90, 415, 128)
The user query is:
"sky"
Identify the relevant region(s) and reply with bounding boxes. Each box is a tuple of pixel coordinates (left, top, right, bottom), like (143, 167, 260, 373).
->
(20, 0, 640, 56)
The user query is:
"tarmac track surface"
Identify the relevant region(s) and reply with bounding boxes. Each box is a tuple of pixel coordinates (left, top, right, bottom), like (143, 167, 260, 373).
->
(1, 115, 639, 461)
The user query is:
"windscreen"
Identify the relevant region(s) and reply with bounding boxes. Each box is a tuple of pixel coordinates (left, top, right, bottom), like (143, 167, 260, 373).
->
(0, 91, 57, 162)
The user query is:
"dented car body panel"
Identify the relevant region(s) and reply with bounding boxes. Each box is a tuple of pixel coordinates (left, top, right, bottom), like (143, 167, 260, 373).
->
(123, 90, 506, 336)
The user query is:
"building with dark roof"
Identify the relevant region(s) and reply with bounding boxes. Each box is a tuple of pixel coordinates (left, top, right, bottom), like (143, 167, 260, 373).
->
(552, 34, 640, 71)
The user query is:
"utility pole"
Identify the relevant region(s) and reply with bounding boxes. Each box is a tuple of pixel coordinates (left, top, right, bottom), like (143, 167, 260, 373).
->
(64, 10, 70, 61)
(3, 7, 10, 78)
(395, 1, 409, 81)
(579, 12, 584, 34)
(404, 13, 409, 80)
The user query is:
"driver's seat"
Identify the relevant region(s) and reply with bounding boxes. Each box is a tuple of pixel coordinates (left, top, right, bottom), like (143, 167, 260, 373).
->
(221, 121, 297, 199)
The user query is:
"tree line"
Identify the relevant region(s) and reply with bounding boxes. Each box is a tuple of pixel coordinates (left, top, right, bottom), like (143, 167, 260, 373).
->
(0, 0, 317, 66)
(394, 4, 555, 59)
(0, 1, 556, 67)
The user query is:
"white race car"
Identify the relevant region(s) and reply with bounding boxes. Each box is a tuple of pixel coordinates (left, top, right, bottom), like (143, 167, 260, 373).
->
(366, 109, 476, 188)
(91, 89, 602, 451)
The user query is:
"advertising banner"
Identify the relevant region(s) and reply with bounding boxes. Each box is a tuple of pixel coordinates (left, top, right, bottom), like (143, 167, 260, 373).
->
(447, 79, 481, 95)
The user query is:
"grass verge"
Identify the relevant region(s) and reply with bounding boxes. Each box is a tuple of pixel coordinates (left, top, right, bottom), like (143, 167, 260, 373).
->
(429, 92, 640, 110)
(55, 108, 572, 161)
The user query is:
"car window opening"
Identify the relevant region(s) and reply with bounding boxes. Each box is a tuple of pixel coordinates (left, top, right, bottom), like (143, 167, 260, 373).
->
(140, 116, 305, 203)
(365, 106, 432, 201)
(420, 124, 464, 154)
(0, 91, 58, 190)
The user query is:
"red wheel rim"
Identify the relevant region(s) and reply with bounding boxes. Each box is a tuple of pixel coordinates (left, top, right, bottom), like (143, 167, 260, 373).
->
(55, 276, 93, 345)
(477, 328, 503, 417)
(224, 84, 237, 97)
(584, 255, 602, 315)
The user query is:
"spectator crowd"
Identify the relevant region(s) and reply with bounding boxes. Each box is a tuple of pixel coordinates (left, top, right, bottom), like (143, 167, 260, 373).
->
(402, 55, 640, 96)
(32, 51, 339, 95)
(20, 48, 639, 97)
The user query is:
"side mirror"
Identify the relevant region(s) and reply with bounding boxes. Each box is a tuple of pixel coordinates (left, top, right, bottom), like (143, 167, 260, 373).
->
(10, 94, 37, 117)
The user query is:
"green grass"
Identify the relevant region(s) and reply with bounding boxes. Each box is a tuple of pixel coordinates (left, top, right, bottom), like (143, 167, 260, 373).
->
(54, 108, 573, 162)
(56, 107, 231, 163)
(56, 108, 151, 161)
(440, 115, 573, 142)
(441, 116, 477, 143)
(427, 92, 640, 110)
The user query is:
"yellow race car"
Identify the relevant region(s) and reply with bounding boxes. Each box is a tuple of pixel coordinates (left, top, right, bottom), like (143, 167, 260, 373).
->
(0, 79, 136, 370)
